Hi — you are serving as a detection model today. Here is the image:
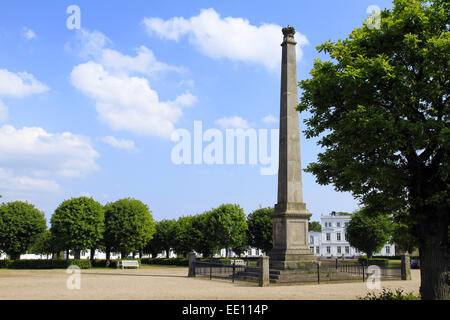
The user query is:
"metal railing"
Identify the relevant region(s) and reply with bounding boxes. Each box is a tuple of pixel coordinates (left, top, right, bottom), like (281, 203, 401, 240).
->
(193, 260, 260, 283)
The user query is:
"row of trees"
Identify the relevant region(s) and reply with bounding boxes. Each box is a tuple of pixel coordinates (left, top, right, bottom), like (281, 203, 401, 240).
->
(0, 197, 155, 262)
(0, 198, 281, 261)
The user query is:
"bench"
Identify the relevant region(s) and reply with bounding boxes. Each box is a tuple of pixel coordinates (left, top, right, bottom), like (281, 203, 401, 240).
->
(121, 260, 139, 269)
(231, 259, 246, 266)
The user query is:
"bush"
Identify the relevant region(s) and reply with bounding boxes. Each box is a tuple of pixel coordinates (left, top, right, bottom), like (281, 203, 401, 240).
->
(358, 257, 389, 266)
(0, 259, 91, 269)
(359, 288, 421, 300)
(141, 258, 188, 266)
(91, 259, 142, 268)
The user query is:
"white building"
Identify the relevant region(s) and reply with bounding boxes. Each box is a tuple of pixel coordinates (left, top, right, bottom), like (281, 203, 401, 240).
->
(308, 211, 395, 258)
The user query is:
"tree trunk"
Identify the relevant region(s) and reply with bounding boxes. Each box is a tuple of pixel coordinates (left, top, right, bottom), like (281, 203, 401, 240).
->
(65, 250, 69, 259)
(165, 249, 170, 258)
(139, 251, 143, 259)
(419, 241, 449, 300)
(74, 249, 81, 260)
(121, 251, 127, 259)
(90, 248, 95, 261)
(106, 249, 111, 267)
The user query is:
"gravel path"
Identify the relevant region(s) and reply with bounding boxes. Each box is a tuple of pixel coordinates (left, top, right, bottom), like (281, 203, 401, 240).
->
(0, 266, 420, 300)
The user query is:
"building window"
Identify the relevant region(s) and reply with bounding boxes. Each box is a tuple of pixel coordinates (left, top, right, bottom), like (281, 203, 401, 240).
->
(337, 222, 341, 227)
(337, 246, 341, 254)
(326, 233, 331, 241)
(386, 246, 390, 254)
(337, 233, 341, 241)
(310, 236, 314, 244)
(248, 249, 252, 256)
(345, 246, 350, 254)
(310, 247, 314, 253)
(326, 246, 331, 254)
(316, 247, 320, 254)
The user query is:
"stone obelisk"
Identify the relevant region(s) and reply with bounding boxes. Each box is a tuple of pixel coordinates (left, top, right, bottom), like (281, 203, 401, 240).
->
(269, 26, 316, 269)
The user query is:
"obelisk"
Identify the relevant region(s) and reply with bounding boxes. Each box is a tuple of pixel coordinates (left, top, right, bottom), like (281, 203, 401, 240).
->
(269, 26, 316, 269)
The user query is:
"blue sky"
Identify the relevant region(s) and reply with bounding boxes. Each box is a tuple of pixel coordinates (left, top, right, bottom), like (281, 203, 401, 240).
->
(0, 0, 395, 224)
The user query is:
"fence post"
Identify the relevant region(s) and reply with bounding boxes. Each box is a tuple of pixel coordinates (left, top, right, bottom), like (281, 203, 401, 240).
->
(259, 256, 270, 287)
(362, 260, 365, 282)
(210, 258, 212, 280)
(317, 262, 320, 284)
(232, 261, 236, 283)
(188, 252, 196, 277)
(401, 252, 411, 280)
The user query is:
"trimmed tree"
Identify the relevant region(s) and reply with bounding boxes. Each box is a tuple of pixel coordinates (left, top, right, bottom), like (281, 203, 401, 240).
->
(29, 229, 53, 257)
(247, 207, 273, 254)
(345, 209, 393, 259)
(191, 211, 215, 258)
(207, 204, 248, 257)
(0, 201, 47, 260)
(309, 221, 322, 233)
(298, 0, 449, 299)
(51, 197, 104, 259)
(149, 219, 177, 258)
(172, 216, 198, 257)
(104, 198, 155, 260)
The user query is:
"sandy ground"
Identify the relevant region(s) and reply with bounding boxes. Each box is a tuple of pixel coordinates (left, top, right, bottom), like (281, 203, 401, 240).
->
(0, 266, 420, 300)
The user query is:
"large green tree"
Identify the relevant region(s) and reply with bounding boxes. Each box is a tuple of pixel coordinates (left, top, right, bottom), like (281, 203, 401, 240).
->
(104, 198, 155, 259)
(345, 209, 393, 259)
(191, 211, 215, 258)
(0, 201, 47, 260)
(172, 216, 199, 257)
(247, 207, 273, 254)
(51, 197, 104, 259)
(29, 229, 53, 257)
(298, 0, 449, 299)
(148, 219, 177, 258)
(207, 204, 248, 257)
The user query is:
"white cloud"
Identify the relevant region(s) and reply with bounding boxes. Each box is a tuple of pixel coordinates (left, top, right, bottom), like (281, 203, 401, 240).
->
(0, 168, 59, 192)
(0, 69, 49, 97)
(22, 27, 36, 40)
(76, 29, 112, 60)
(101, 136, 137, 151)
(262, 114, 278, 124)
(71, 61, 195, 138)
(142, 8, 309, 70)
(0, 125, 99, 179)
(69, 29, 196, 138)
(215, 116, 249, 129)
(0, 99, 8, 123)
(100, 46, 185, 76)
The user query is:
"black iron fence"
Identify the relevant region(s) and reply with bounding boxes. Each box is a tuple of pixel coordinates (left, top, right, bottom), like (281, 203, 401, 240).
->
(191, 258, 402, 285)
(193, 260, 260, 283)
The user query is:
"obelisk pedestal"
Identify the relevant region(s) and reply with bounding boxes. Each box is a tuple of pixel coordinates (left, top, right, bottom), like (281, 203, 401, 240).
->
(269, 26, 316, 270)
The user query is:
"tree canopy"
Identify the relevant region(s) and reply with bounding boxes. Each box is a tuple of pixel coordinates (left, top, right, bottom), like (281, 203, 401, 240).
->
(0, 201, 47, 260)
(148, 219, 177, 258)
(104, 198, 155, 258)
(298, 0, 449, 299)
(345, 209, 393, 259)
(51, 197, 104, 259)
(247, 207, 273, 254)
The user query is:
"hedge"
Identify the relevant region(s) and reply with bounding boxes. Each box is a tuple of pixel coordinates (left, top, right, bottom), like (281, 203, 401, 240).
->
(91, 259, 141, 268)
(141, 258, 188, 266)
(139, 257, 261, 267)
(0, 259, 91, 269)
